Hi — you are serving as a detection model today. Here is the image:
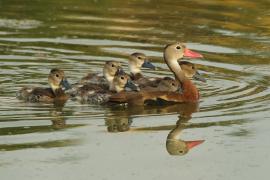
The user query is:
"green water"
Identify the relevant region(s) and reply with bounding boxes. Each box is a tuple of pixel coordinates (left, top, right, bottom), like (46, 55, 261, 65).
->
(0, 0, 270, 179)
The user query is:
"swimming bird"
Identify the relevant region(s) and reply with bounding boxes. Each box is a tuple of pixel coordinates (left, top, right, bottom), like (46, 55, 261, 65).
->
(17, 68, 71, 103)
(109, 42, 203, 105)
(76, 71, 139, 104)
(79, 61, 122, 90)
(128, 52, 156, 81)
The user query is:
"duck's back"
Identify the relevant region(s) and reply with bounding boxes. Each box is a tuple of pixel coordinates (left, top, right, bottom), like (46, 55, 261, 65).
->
(17, 87, 56, 102)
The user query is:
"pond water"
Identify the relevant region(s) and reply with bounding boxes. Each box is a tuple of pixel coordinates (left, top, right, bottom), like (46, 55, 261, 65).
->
(0, 0, 270, 179)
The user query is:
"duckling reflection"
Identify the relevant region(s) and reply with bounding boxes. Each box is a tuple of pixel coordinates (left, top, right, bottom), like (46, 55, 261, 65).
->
(50, 103, 66, 130)
(106, 115, 132, 132)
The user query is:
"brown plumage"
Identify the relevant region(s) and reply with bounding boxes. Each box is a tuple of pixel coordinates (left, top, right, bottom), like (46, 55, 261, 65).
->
(109, 42, 203, 105)
(17, 68, 71, 103)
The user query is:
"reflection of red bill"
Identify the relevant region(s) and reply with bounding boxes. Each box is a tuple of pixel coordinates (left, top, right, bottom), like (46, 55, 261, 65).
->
(186, 140, 205, 150)
(184, 48, 204, 58)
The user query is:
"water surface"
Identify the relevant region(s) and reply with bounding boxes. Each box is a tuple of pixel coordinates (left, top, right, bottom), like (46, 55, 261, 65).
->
(0, 0, 270, 180)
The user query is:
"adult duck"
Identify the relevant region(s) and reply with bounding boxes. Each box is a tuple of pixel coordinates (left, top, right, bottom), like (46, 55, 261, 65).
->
(109, 42, 203, 105)
(17, 68, 71, 103)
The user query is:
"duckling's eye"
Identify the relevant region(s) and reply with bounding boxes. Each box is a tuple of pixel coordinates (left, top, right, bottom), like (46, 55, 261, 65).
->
(176, 46, 181, 50)
(111, 64, 115, 67)
(138, 56, 142, 60)
(120, 76, 125, 80)
(55, 74, 59, 78)
(171, 83, 175, 86)
(192, 66, 195, 69)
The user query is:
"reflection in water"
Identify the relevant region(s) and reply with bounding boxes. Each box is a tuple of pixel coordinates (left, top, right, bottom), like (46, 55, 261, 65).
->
(50, 102, 67, 130)
(105, 102, 250, 156)
(0, 101, 85, 151)
(166, 116, 204, 156)
(105, 103, 205, 155)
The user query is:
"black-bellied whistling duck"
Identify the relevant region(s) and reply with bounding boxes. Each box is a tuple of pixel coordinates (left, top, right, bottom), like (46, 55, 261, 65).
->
(79, 61, 122, 90)
(109, 42, 203, 105)
(71, 61, 123, 99)
(128, 52, 156, 81)
(17, 68, 71, 103)
(75, 71, 139, 104)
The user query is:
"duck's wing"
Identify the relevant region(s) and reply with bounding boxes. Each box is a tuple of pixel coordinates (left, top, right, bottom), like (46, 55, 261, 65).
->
(17, 87, 55, 102)
(109, 91, 185, 105)
(80, 73, 105, 85)
(135, 77, 162, 88)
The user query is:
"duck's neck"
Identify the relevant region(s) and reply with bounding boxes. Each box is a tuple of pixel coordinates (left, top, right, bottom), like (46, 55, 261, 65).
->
(129, 64, 141, 75)
(165, 56, 199, 101)
(113, 85, 123, 93)
(50, 85, 65, 97)
(104, 72, 114, 90)
(165, 57, 187, 83)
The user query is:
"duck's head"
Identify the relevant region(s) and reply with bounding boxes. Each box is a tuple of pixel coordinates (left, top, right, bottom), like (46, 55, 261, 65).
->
(164, 42, 203, 65)
(158, 77, 179, 92)
(128, 52, 156, 74)
(113, 72, 140, 93)
(179, 61, 206, 82)
(103, 61, 122, 83)
(48, 68, 71, 93)
(166, 139, 205, 156)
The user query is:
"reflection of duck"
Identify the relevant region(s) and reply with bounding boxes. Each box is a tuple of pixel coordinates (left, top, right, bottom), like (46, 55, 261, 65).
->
(166, 118, 204, 156)
(105, 102, 204, 155)
(17, 68, 71, 103)
(106, 115, 132, 132)
(109, 42, 203, 105)
(50, 103, 66, 130)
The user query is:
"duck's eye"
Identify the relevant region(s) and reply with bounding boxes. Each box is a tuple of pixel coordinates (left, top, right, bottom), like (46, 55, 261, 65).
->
(111, 64, 115, 67)
(120, 76, 125, 80)
(176, 46, 181, 50)
(55, 74, 59, 78)
(192, 66, 195, 69)
(171, 83, 175, 86)
(179, 150, 183, 154)
(138, 56, 142, 60)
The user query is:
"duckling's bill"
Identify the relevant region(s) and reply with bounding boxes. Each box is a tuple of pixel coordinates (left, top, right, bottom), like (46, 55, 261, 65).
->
(125, 79, 140, 91)
(142, 60, 156, 70)
(61, 78, 72, 90)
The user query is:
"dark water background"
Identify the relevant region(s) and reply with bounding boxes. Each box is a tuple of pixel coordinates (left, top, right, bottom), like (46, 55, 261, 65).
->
(0, 0, 270, 179)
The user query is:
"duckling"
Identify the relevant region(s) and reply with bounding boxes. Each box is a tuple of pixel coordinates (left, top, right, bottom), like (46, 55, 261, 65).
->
(17, 68, 71, 103)
(78, 71, 139, 104)
(70, 61, 123, 100)
(178, 61, 206, 82)
(128, 52, 156, 81)
(80, 61, 122, 90)
(141, 77, 179, 92)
